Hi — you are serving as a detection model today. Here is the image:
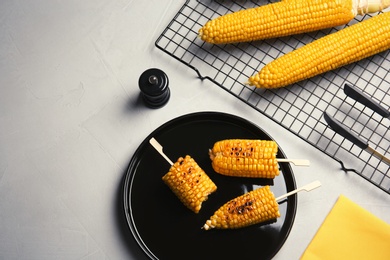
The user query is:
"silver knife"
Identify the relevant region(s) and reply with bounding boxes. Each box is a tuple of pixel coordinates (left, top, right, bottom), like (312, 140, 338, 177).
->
(323, 112, 390, 165)
(344, 83, 390, 118)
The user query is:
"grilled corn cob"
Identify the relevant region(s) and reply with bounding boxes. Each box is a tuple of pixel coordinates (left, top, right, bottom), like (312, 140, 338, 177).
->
(203, 186, 280, 230)
(209, 139, 279, 178)
(199, 0, 390, 44)
(248, 11, 390, 89)
(162, 155, 217, 213)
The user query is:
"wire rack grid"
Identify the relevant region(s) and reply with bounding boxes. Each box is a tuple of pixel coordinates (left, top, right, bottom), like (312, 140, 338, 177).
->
(155, 0, 390, 194)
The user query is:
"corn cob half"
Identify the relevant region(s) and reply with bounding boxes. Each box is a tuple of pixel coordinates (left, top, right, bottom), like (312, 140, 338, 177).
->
(199, 0, 390, 44)
(203, 186, 280, 230)
(248, 11, 390, 89)
(162, 155, 217, 213)
(209, 139, 279, 178)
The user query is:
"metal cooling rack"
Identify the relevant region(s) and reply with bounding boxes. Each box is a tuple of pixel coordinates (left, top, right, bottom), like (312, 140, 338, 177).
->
(155, 0, 390, 194)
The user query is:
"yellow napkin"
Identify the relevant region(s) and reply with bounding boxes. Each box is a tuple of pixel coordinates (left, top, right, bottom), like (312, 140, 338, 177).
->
(301, 195, 390, 260)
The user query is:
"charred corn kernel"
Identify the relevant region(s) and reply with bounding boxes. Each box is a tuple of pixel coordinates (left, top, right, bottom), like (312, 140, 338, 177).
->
(199, 0, 390, 44)
(248, 11, 390, 89)
(209, 139, 279, 178)
(203, 186, 280, 230)
(162, 155, 217, 213)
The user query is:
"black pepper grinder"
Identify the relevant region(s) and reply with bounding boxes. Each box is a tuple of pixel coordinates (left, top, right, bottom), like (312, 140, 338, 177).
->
(138, 68, 170, 108)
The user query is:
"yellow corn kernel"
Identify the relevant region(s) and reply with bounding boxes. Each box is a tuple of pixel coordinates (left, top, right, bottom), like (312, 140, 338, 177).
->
(248, 11, 390, 89)
(199, 0, 390, 45)
(209, 139, 279, 178)
(162, 155, 217, 213)
(203, 186, 280, 230)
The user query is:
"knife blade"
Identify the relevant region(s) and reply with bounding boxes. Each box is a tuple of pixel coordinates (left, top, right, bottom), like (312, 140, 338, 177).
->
(323, 112, 390, 165)
(344, 83, 390, 118)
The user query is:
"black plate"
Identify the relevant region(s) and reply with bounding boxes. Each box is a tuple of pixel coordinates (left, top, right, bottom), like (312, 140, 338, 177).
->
(123, 112, 297, 260)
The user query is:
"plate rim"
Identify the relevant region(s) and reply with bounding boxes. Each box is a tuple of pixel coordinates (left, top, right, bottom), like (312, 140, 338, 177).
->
(123, 111, 297, 259)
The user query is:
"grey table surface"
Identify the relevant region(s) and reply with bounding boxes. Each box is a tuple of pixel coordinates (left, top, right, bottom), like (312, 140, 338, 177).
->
(1, 1, 390, 259)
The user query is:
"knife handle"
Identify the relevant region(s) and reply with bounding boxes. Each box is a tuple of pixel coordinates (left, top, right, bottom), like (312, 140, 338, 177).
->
(344, 83, 390, 118)
(323, 112, 368, 150)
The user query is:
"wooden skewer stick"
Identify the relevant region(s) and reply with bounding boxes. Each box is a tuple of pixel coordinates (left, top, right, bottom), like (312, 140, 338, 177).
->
(149, 137, 174, 166)
(150, 137, 310, 167)
(277, 158, 310, 166)
(275, 180, 321, 202)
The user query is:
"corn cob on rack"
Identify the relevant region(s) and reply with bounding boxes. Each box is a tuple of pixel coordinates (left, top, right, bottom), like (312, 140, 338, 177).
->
(209, 139, 280, 178)
(248, 11, 390, 89)
(162, 155, 217, 213)
(203, 186, 280, 230)
(199, 0, 390, 44)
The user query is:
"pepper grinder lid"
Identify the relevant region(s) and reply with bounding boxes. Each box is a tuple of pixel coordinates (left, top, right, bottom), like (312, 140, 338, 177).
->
(139, 68, 170, 108)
